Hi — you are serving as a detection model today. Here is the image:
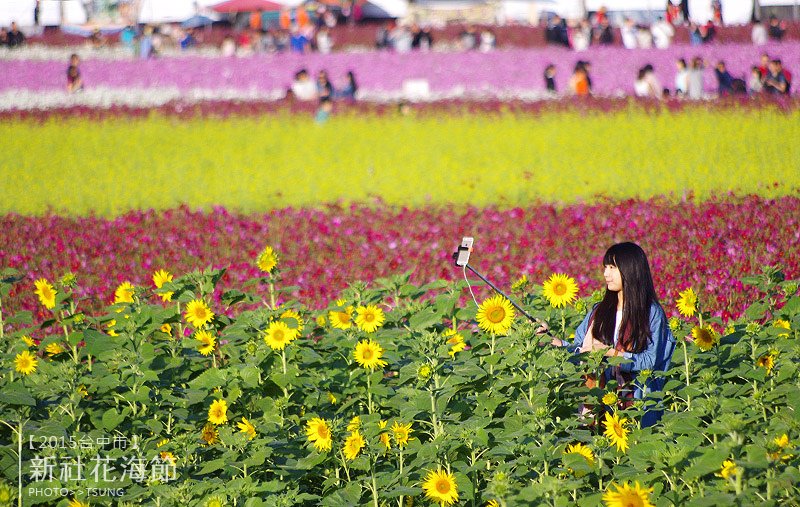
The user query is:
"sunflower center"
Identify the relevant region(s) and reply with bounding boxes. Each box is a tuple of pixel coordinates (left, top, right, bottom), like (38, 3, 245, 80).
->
(362, 349, 374, 360)
(364, 313, 375, 322)
(487, 307, 505, 323)
(318, 426, 330, 439)
(613, 425, 624, 438)
(339, 313, 350, 323)
(554, 283, 567, 296)
(273, 329, 285, 341)
(436, 479, 451, 494)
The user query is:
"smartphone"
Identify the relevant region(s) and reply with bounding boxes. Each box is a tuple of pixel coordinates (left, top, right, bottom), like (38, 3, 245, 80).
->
(454, 237, 474, 267)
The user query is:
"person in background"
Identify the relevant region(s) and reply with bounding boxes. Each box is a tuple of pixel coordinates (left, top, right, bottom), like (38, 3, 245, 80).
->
(140, 25, 155, 58)
(316, 28, 333, 54)
(67, 53, 83, 93)
(714, 61, 734, 96)
(578, 60, 593, 92)
(479, 28, 495, 52)
(337, 71, 358, 101)
(748, 66, 763, 95)
(751, 21, 768, 45)
(315, 97, 333, 123)
(7, 21, 25, 48)
(758, 53, 770, 80)
(686, 57, 705, 99)
(291, 68, 317, 101)
(666, 0, 684, 25)
(180, 28, 196, 50)
(544, 64, 557, 94)
(768, 15, 786, 42)
(651, 16, 674, 49)
(545, 15, 569, 47)
(568, 62, 590, 96)
(120, 25, 136, 53)
(620, 18, 637, 49)
(0, 28, 8, 46)
(317, 70, 334, 103)
(594, 18, 613, 46)
(634, 67, 650, 97)
(674, 58, 688, 97)
(375, 21, 392, 50)
(764, 59, 790, 95)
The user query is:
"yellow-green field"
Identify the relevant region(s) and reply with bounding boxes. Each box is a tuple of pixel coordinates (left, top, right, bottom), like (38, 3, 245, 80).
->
(5, 108, 800, 215)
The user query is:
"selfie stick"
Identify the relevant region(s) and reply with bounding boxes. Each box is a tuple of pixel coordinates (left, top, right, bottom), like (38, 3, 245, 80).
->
(452, 245, 538, 324)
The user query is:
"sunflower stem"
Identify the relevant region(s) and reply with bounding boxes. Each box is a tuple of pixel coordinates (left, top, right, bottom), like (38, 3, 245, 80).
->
(367, 372, 374, 415)
(281, 349, 289, 399)
(398, 449, 404, 507)
(268, 280, 277, 310)
(370, 456, 379, 507)
(489, 333, 495, 376)
(681, 339, 691, 409)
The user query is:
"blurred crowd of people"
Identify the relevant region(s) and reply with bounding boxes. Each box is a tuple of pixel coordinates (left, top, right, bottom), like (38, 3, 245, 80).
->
(543, 50, 793, 100)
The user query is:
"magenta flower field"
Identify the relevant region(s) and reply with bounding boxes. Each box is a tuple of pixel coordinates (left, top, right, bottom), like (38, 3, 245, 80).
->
(3, 196, 798, 322)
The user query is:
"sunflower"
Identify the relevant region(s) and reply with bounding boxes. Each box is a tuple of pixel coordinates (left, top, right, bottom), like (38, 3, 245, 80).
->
(161, 323, 172, 335)
(45, 342, 65, 357)
(14, 350, 38, 375)
(327, 392, 338, 405)
(422, 469, 459, 507)
(774, 319, 791, 337)
(602, 391, 618, 406)
(757, 353, 776, 375)
(21, 335, 36, 347)
(602, 481, 654, 507)
(675, 288, 698, 318)
(444, 329, 466, 357)
(280, 309, 304, 337)
(264, 321, 296, 351)
(563, 442, 596, 467)
(159, 451, 177, 466)
(542, 273, 579, 308)
(67, 499, 89, 507)
(603, 411, 629, 453)
(106, 319, 118, 337)
(691, 325, 718, 352)
(486, 500, 500, 507)
(201, 423, 219, 445)
(185, 299, 214, 328)
(329, 306, 354, 330)
(347, 416, 361, 432)
(195, 330, 216, 356)
(208, 399, 228, 426)
(205, 496, 226, 507)
(354, 339, 389, 370)
(305, 417, 333, 452)
(237, 417, 257, 440)
(476, 295, 515, 335)
(355, 305, 386, 333)
(391, 421, 413, 448)
(343, 431, 365, 460)
(114, 281, 135, 304)
(152, 269, 174, 302)
(257, 245, 279, 274)
(511, 274, 529, 292)
(379, 421, 391, 451)
(316, 315, 326, 327)
(716, 459, 738, 479)
(33, 278, 57, 309)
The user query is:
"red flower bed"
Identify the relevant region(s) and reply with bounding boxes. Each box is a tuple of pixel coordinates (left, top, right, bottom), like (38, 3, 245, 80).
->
(2, 197, 798, 323)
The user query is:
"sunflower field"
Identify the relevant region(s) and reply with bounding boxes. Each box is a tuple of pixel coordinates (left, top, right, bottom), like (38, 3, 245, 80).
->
(1, 255, 798, 506)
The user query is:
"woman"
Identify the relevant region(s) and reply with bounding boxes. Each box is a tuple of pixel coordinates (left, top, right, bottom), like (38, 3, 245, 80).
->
(550, 242, 676, 427)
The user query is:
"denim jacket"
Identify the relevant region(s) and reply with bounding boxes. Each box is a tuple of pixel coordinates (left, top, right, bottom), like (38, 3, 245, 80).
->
(563, 302, 676, 426)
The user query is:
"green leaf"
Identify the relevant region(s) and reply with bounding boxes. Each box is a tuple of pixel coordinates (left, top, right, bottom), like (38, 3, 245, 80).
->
(101, 408, 126, 431)
(0, 382, 36, 406)
(409, 308, 441, 330)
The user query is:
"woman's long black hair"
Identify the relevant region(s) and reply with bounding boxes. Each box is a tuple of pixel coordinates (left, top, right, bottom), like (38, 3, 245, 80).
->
(591, 242, 659, 353)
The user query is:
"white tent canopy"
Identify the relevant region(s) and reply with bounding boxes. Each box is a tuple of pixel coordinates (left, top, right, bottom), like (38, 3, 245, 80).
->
(137, 0, 223, 24)
(1, 0, 88, 27)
